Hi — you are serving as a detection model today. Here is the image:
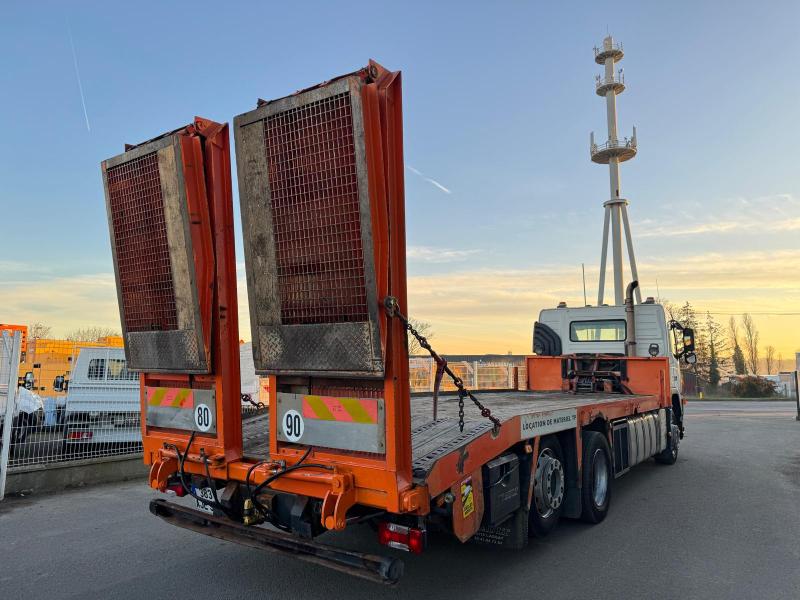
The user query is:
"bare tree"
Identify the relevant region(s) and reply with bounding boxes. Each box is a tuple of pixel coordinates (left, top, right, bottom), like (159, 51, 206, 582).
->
(741, 313, 760, 374)
(727, 316, 740, 348)
(764, 345, 776, 374)
(407, 319, 433, 356)
(29, 322, 52, 340)
(728, 316, 746, 375)
(777, 352, 784, 372)
(66, 326, 120, 342)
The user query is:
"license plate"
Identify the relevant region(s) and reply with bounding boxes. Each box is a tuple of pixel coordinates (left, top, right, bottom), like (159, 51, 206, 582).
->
(194, 486, 215, 514)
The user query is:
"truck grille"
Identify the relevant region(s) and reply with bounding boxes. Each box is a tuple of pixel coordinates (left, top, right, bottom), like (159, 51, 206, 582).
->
(264, 91, 368, 325)
(106, 152, 178, 333)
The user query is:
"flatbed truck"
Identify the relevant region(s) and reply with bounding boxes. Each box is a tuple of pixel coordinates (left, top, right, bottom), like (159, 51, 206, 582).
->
(100, 61, 693, 584)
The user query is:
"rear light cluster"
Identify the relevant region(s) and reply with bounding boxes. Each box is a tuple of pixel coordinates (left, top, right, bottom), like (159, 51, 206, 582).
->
(377, 522, 425, 554)
(164, 480, 187, 497)
(67, 431, 93, 440)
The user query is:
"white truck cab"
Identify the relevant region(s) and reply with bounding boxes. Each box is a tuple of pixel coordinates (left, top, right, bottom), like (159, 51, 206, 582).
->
(533, 294, 695, 434)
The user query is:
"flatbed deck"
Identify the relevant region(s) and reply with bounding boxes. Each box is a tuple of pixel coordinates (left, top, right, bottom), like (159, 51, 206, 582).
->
(242, 390, 657, 482)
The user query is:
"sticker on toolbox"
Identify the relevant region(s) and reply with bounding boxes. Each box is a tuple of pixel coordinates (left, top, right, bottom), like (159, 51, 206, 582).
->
(519, 408, 577, 439)
(461, 477, 475, 518)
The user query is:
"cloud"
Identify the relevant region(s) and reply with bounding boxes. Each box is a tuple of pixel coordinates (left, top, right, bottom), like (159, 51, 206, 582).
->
(407, 246, 480, 263)
(0, 273, 119, 336)
(0, 260, 53, 276)
(636, 193, 800, 238)
(2, 248, 797, 355)
(402, 249, 800, 354)
(405, 164, 452, 195)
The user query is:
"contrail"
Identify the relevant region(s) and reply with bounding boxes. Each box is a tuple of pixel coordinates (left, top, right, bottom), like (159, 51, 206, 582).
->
(424, 178, 451, 194)
(405, 164, 452, 195)
(67, 21, 90, 132)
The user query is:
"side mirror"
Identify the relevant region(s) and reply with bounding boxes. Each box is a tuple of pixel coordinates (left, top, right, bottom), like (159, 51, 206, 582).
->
(682, 328, 695, 353)
(685, 352, 697, 365)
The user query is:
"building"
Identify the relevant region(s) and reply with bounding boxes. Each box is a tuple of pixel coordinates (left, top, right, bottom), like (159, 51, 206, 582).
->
(18, 336, 124, 396)
(0, 324, 28, 360)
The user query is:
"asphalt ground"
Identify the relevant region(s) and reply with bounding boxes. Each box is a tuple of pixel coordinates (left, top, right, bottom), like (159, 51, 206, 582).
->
(1, 400, 799, 599)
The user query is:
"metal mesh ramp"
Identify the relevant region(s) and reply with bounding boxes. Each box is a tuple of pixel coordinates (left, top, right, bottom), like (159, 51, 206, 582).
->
(102, 131, 210, 373)
(235, 74, 383, 377)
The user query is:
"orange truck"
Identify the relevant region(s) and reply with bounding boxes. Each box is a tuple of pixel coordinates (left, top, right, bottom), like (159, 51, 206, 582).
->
(100, 62, 688, 584)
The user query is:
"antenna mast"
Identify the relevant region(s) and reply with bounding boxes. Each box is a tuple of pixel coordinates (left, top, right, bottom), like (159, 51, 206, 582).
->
(591, 36, 642, 305)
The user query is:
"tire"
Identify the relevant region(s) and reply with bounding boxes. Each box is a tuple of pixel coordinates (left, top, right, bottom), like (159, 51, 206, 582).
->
(528, 435, 566, 537)
(580, 431, 612, 524)
(655, 422, 680, 465)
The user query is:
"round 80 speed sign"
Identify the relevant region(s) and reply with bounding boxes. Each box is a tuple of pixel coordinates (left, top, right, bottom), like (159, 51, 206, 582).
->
(194, 403, 213, 432)
(282, 409, 304, 442)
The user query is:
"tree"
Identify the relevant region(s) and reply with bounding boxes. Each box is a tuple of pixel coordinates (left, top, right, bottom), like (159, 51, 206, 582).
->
(667, 302, 711, 389)
(732, 375, 775, 398)
(66, 326, 120, 342)
(29, 322, 52, 340)
(728, 316, 747, 375)
(764, 345, 776, 374)
(705, 312, 727, 390)
(741, 313, 760, 374)
(777, 352, 784, 372)
(707, 338, 721, 389)
(407, 319, 433, 356)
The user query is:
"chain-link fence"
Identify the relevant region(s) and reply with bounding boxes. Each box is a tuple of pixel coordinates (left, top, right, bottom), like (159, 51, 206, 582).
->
(0, 341, 142, 470)
(2, 340, 273, 471)
(2, 341, 524, 479)
(409, 358, 526, 393)
(1, 331, 23, 497)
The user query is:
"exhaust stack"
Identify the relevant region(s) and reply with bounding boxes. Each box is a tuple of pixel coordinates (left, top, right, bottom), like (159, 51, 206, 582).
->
(624, 280, 639, 357)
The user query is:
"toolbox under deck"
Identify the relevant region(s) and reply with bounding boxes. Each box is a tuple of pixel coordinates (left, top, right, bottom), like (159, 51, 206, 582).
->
(242, 390, 652, 480)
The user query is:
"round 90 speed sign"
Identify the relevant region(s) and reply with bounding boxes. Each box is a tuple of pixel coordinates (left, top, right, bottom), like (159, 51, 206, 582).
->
(282, 409, 304, 442)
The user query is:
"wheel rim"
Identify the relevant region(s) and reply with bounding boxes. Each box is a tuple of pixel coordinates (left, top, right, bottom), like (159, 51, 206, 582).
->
(592, 449, 609, 507)
(534, 448, 565, 518)
(671, 424, 680, 458)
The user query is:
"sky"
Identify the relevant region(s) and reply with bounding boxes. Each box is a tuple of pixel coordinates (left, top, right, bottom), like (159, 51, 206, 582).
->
(1, 1, 798, 365)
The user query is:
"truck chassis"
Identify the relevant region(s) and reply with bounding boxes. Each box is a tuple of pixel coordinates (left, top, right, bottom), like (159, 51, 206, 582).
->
(99, 60, 682, 584)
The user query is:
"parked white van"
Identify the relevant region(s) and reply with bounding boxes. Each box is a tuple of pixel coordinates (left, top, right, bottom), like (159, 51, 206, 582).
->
(63, 347, 141, 452)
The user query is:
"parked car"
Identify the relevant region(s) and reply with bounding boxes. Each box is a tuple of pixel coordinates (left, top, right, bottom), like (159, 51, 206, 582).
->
(0, 385, 44, 445)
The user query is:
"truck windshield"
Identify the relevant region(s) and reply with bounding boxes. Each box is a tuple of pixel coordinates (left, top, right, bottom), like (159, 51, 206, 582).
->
(569, 319, 626, 342)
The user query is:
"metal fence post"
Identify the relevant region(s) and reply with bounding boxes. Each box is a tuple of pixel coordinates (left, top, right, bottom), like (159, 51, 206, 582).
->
(794, 371, 799, 422)
(1, 331, 22, 500)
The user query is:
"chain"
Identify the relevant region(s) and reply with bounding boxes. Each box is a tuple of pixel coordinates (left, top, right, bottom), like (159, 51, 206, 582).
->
(384, 296, 501, 433)
(241, 393, 266, 410)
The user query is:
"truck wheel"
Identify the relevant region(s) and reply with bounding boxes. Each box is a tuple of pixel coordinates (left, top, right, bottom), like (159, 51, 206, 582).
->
(528, 435, 565, 537)
(655, 423, 680, 465)
(580, 431, 612, 524)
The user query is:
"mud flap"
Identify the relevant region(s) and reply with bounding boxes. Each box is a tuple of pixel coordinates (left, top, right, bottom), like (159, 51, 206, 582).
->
(471, 507, 529, 550)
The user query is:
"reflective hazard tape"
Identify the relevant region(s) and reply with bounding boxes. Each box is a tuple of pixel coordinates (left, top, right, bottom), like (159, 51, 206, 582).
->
(301, 395, 379, 424)
(146, 386, 194, 409)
